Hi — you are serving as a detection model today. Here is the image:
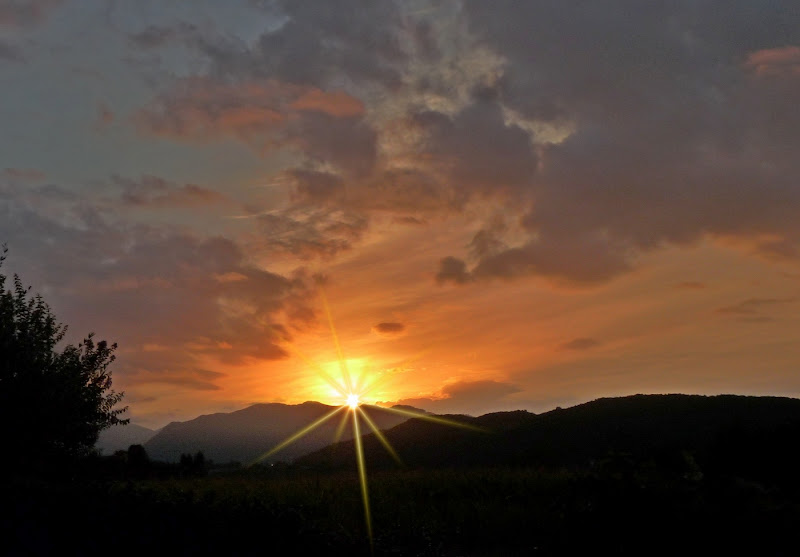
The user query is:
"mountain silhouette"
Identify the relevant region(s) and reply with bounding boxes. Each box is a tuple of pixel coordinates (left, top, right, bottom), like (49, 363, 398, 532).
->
(297, 394, 800, 482)
(95, 423, 156, 455)
(143, 401, 419, 463)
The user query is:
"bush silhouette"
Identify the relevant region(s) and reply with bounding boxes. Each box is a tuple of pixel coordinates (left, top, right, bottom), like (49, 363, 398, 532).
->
(0, 246, 128, 472)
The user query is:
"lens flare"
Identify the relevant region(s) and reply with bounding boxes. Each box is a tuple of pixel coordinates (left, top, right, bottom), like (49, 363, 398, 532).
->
(255, 290, 481, 550)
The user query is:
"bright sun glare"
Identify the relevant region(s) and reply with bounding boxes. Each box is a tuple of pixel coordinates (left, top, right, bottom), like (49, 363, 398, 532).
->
(255, 290, 477, 551)
(347, 393, 360, 409)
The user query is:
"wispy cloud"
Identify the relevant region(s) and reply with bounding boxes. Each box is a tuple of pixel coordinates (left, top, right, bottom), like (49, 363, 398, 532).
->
(716, 297, 795, 322)
(113, 174, 230, 209)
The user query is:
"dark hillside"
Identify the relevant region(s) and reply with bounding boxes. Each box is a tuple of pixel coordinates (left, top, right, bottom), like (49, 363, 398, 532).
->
(298, 394, 800, 484)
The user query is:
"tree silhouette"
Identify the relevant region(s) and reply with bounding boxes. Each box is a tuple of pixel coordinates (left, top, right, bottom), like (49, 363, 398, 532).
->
(126, 444, 151, 478)
(179, 450, 208, 477)
(0, 246, 128, 471)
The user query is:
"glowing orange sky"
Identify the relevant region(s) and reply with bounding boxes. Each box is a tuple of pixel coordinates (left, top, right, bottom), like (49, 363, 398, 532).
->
(2, 1, 800, 429)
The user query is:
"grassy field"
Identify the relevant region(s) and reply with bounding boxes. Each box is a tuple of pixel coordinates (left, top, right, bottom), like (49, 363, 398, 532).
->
(4, 462, 799, 556)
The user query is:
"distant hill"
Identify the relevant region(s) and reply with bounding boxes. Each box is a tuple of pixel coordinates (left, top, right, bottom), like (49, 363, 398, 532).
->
(95, 423, 156, 454)
(144, 402, 418, 463)
(297, 394, 800, 482)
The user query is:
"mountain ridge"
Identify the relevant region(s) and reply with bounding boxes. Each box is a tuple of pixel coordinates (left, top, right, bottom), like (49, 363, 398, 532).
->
(143, 401, 424, 463)
(96, 423, 156, 454)
(296, 393, 800, 478)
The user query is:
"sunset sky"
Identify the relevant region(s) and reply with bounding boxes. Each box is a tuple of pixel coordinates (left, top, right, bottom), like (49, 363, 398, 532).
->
(2, 1, 800, 429)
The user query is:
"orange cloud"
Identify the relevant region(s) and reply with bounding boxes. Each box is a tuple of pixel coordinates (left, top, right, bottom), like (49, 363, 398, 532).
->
(0, 0, 62, 27)
(3, 167, 46, 182)
(214, 106, 285, 130)
(137, 78, 365, 143)
(127, 367, 227, 391)
(290, 89, 365, 117)
(745, 46, 800, 76)
(675, 281, 706, 290)
(96, 102, 114, 128)
(136, 78, 376, 176)
(214, 272, 248, 283)
(136, 78, 295, 141)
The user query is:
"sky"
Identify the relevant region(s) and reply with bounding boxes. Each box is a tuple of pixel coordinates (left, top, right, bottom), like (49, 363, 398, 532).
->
(2, 0, 800, 429)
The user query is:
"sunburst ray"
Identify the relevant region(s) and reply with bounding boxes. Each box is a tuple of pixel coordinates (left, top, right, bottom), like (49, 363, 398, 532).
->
(358, 348, 433, 398)
(352, 409, 373, 550)
(254, 300, 482, 554)
(268, 328, 348, 397)
(333, 406, 351, 443)
(251, 405, 347, 465)
(358, 406, 404, 466)
(320, 290, 354, 393)
(377, 404, 486, 431)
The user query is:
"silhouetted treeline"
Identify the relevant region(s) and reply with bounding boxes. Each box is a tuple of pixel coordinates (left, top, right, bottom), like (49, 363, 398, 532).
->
(60, 445, 212, 481)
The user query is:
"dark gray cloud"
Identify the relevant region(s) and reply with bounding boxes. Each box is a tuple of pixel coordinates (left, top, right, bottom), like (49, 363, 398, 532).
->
(132, 2, 800, 284)
(372, 322, 405, 338)
(468, 219, 507, 260)
(436, 256, 472, 286)
(471, 237, 632, 285)
(128, 22, 200, 49)
(286, 111, 376, 178)
(438, 236, 632, 286)
(428, 0, 800, 284)
(129, 3, 456, 220)
(359, 168, 451, 214)
(558, 337, 601, 351)
(287, 169, 345, 205)
(0, 183, 317, 393)
(231, 0, 406, 88)
(136, 77, 376, 177)
(0, 39, 22, 61)
(411, 101, 538, 200)
(257, 210, 368, 260)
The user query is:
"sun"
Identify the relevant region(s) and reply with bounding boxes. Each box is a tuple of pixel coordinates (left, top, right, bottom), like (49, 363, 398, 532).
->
(254, 290, 479, 551)
(346, 393, 361, 409)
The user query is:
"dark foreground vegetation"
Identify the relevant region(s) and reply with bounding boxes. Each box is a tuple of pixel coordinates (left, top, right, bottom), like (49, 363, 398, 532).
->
(4, 459, 799, 556)
(7, 393, 800, 557)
